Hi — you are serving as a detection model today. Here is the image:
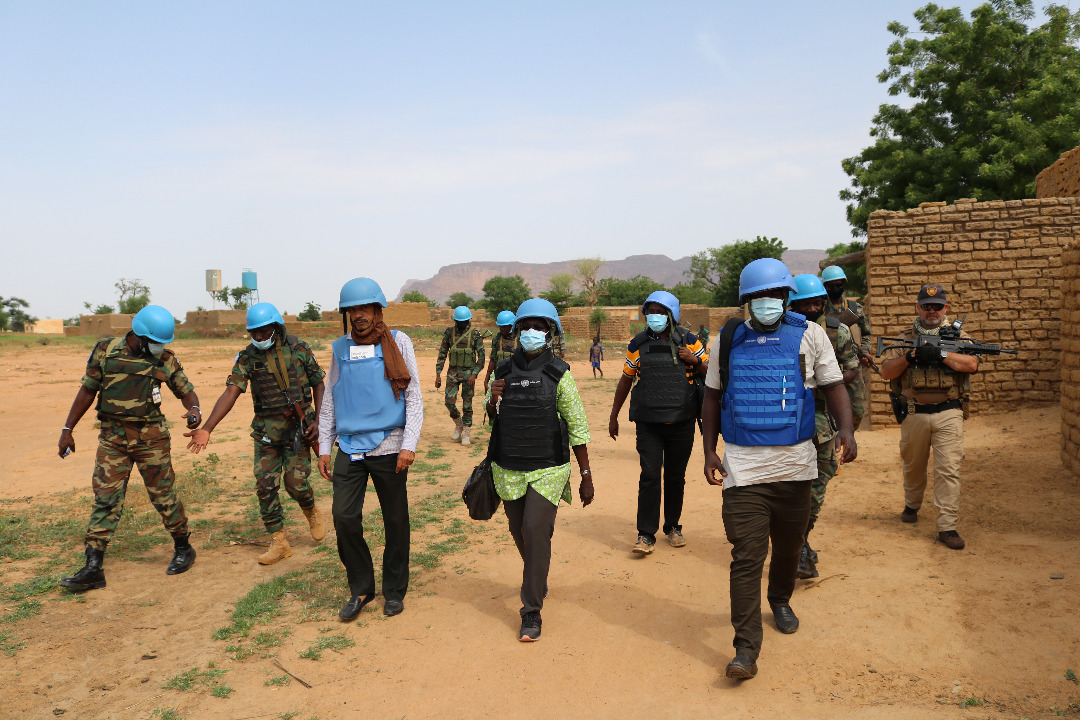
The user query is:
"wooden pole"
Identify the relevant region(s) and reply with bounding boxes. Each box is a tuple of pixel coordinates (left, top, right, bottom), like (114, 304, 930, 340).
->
(819, 249, 867, 271)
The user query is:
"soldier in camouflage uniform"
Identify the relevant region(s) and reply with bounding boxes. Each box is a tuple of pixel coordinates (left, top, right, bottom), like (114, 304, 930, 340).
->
(58, 305, 201, 591)
(186, 303, 327, 565)
(789, 276, 862, 579)
(484, 310, 517, 393)
(822, 265, 872, 427)
(435, 306, 485, 444)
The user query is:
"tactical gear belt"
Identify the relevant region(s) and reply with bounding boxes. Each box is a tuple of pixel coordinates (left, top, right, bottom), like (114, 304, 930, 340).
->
(912, 399, 962, 414)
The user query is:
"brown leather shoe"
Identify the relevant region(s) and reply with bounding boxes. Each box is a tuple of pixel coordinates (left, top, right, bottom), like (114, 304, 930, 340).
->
(725, 653, 758, 679)
(937, 531, 965, 550)
(900, 506, 918, 523)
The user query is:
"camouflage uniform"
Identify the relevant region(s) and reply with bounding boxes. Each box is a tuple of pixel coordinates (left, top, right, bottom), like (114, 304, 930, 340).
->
(436, 325, 485, 427)
(552, 332, 566, 360)
(227, 336, 326, 534)
(81, 333, 194, 551)
(826, 297, 871, 427)
(490, 331, 516, 365)
(810, 317, 859, 525)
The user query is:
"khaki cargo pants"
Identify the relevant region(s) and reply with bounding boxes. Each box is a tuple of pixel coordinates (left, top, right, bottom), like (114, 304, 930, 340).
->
(899, 408, 964, 532)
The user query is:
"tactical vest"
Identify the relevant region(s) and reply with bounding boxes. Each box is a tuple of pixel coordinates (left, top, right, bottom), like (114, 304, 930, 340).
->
(828, 298, 863, 347)
(889, 329, 972, 404)
(447, 328, 479, 368)
(627, 330, 696, 423)
(492, 333, 516, 363)
(812, 316, 843, 404)
(720, 313, 816, 447)
(96, 336, 168, 421)
(331, 333, 407, 454)
(494, 350, 571, 472)
(242, 335, 313, 414)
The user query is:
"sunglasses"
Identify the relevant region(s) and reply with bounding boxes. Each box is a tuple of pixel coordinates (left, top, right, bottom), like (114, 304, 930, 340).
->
(918, 303, 944, 311)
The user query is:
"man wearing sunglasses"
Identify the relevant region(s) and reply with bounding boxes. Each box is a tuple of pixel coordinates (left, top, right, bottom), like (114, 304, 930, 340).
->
(879, 284, 979, 550)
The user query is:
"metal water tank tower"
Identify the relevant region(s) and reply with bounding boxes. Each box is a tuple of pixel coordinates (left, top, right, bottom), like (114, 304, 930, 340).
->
(241, 268, 259, 304)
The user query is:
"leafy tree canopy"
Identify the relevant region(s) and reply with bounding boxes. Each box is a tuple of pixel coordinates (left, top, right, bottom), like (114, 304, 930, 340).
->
(687, 236, 786, 306)
(401, 290, 436, 307)
(115, 278, 151, 315)
(446, 292, 475, 309)
(841, 0, 1080, 235)
(297, 301, 321, 322)
(594, 275, 664, 307)
(669, 280, 712, 307)
(478, 275, 531, 316)
(1, 296, 36, 332)
(539, 273, 576, 314)
(572, 258, 604, 306)
(824, 241, 868, 298)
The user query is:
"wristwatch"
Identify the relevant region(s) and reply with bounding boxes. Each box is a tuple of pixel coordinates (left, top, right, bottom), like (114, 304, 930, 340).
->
(941, 351, 949, 359)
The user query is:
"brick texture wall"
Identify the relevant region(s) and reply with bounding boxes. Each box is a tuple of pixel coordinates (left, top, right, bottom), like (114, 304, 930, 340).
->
(866, 197, 1075, 425)
(1061, 241, 1080, 475)
(1036, 145, 1080, 199)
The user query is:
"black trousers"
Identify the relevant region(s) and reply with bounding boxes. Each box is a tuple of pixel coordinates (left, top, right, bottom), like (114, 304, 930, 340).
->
(721, 479, 811, 660)
(635, 419, 696, 540)
(331, 452, 410, 602)
(502, 485, 559, 616)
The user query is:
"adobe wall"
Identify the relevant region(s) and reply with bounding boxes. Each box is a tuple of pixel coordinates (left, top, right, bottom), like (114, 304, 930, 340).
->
(1036, 146, 1080, 199)
(1060, 241, 1080, 476)
(865, 197, 1075, 425)
(78, 314, 134, 337)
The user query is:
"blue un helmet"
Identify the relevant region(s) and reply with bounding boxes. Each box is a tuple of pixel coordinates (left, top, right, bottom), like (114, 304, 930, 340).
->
(496, 310, 516, 327)
(453, 306, 473, 322)
(338, 278, 387, 310)
(738, 258, 798, 304)
(514, 298, 563, 335)
(789, 274, 828, 303)
(246, 302, 284, 330)
(642, 290, 680, 323)
(131, 305, 175, 343)
(821, 265, 847, 283)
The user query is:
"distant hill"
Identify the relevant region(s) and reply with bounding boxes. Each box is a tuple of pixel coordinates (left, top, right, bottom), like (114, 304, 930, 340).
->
(395, 250, 827, 303)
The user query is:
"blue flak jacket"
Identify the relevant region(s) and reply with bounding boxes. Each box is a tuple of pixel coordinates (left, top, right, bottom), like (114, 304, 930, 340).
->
(331, 333, 407, 454)
(720, 313, 816, 447)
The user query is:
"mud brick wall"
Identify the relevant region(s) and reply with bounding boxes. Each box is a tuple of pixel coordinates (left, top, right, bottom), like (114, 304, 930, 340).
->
(1060, 241, 1080, 476)
(78, 314, 134, 337)
(1036, 146, 1080, 199)
(866, 197, 1075, 425)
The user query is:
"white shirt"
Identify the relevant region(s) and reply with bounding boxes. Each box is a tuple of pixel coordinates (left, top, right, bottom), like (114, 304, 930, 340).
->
(705, 319, 843, 489)
(318, 332, 423, 458)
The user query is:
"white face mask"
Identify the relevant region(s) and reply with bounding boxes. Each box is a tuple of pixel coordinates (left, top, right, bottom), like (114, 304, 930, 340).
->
(252, 332, 275, 351)
(749, 298, 785, 326)
(519, 329, 549, 352)
(646, 314, 669, 333)
(147, 342, 165, 358)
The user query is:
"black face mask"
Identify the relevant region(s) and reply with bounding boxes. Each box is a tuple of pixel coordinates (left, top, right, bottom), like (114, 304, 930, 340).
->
(803, 310, 823, 322)
(826, 285, 844, 301)
(455, 321, 469, 333)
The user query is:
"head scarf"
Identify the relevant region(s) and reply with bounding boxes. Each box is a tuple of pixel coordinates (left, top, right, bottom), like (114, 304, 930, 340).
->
(351, 307, 411, 399)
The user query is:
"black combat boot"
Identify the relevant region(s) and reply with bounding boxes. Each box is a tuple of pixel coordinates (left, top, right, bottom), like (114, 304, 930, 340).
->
(804, 519, 818, 564)
(796, 542, 818, 579)
(166, 533, 196, 575)
(60, 546, 106, 591)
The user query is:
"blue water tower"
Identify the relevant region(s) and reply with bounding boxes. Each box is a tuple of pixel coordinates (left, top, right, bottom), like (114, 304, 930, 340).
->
(241, 268, 259, 304)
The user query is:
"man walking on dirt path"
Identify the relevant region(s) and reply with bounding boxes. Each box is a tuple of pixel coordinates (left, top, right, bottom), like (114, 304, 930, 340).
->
(319, 278, 422, 621)
(435, 306, 484, 445)
(590, 337, 604, 378)
(58, 305, 202, 591)
(878, 284, 978, 551)
(185, 302, 327, 566)
(702, 259, 856, 681)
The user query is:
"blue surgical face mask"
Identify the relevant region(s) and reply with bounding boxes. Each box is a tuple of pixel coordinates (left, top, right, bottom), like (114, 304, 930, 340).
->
(252, 332, 275, 351)
(147, 342, 165, 358)
(749, 297, 785, 326)
(646, 314, 669, 333)
(519, 329, 549, 352)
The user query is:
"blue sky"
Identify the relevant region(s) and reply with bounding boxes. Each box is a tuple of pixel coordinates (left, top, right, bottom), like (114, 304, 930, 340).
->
(1, 1, 1003, 320)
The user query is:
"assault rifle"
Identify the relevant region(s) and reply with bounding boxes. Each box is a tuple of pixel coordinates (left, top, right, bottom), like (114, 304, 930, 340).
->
(874, 314, 1018, 363)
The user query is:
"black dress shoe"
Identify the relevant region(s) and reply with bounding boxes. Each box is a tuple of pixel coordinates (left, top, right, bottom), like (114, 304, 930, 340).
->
(383, 599, 404, 617)
(339, 594, 374, 622)
(770, 603, 800, 634)
(725, 653, 758, 679)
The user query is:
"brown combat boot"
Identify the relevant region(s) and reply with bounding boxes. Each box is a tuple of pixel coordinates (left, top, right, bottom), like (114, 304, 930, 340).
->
(461, 426, 471, 445)
(451, 416, 464, 441)
(259, 530, 293, 565)
(303, 505, 327, 541)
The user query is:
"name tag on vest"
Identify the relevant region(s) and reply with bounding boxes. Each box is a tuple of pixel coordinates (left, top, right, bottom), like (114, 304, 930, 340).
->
(349, 345, 375, 360)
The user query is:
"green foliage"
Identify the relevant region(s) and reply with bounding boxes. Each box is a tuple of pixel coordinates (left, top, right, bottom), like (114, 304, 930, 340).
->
(687, 237, 786, 306)
(572, 258, 604, 306)
(84, 301, 115, 315)
(593, 275, 664, 307)
(446, 292, 475, 309)
(841, 1, 1080, 235)
(669, 280, 712, 306)
(115, 278, 151, 315)
(153, 709, 183, 720)
(478, 275, 531, 316)
(297, 302, 321, 322)
(825, 241, 868, 297)
(539, 273, 576, 314)
(588, 307, 610, 339)
(163, 665, 228, 692)
(299, 633, 354, 660)
(214, 285, 252, 310)
(402, 290, 435, 306)
(1066, 668, 1078, 684)
(959, 697, 982, 707)
(0, 297, 36, 332)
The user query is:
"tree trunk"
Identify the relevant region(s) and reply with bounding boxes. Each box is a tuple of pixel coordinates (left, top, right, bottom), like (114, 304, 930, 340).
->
(819, 249, 867, 270)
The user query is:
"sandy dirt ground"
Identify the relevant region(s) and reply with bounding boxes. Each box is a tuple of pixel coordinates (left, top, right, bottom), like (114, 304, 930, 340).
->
(1, 336, 1078, 719)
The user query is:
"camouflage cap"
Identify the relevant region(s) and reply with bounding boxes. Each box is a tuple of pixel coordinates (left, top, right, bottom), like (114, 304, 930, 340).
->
(918, 284, 947, 305)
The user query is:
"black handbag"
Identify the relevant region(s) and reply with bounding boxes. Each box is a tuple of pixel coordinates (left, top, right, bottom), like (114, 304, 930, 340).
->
(461, 421, 502, 520)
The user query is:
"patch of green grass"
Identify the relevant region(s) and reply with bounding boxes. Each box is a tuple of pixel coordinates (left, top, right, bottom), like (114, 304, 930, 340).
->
(1, 575, 59, 602)
(265, 675, 291, 687)
(1067, 669, 1078, 685)
(278, 712, 298, 719)
(211, 684, 233, 698)
(163, 665, 229, 693)
(153, 709, 183, 720)
(960, 697, 982, 708)
(212, 574, 293, 640)
(0, 628, 25, 655)
(425, 445, 446, 459)
(1, 599, 42, 624)
(299, 633, 354, 660)
(412, 538, 467, 571)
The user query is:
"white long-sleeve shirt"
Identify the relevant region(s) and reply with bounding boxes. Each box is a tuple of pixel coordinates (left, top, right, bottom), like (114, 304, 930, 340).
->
(318, 332, 423, 458)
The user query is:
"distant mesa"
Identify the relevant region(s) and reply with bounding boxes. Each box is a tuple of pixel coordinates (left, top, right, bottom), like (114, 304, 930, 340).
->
(395, 251, 826, 303)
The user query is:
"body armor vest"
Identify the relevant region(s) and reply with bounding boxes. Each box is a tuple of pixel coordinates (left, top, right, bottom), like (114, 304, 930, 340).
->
(628, 331, 696, 423)
(493, 333, 516, 363)
(720, 312, 816, 447)
(889, 329, 972, 404)
(331, 333, 407, 454)
(96, 336, 167, 421)
(494, 349, 571, 472)
(243, 335, 312, 414)
(447, 328, 478, 368)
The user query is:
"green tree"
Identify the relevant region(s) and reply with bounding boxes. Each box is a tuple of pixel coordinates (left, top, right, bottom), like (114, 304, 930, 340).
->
(669, 280, 712, 306)
(824, 241, 868, 298)
(841, 1, 1080, 235)
(402, 290, 436, 307)
(595, 275, 664, 306)
(115, 278, 151, 315)
(446, 292, 475, 309)
(572, 258, 604, 306)
(687, 236, 786, 306)
(1, 297, 37, 332)
(540, 273, 576, 314)
(298, 301, 321, 322)
(214, 285, 252, 310)
(478, 275, 531, 316)
(588, 307, 610, 340)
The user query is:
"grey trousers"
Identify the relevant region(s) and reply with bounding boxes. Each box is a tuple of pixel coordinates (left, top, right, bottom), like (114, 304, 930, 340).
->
(503, 485, 559, 616)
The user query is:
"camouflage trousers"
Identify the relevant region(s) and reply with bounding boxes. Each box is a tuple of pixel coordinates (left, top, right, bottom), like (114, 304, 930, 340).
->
(443, 368, 476, 427)
(810, 410, 840, 527)
(253, 438, 315, 534)
(85, 420, 188, 551)
(847, 369, 868, 429)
